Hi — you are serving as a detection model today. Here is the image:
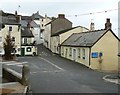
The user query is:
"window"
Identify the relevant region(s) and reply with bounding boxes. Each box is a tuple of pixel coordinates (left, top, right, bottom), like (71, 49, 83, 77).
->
(61, 47, 64, 55)
(78, 48, 81, 58)
(26, 47, 31, 52)
(42, 19, 43, 21)
(9, 26, 12, 31)
(40, 31, 43, 39)
(69, 47, 72, 56)
(12, 37, 15, 42)
(12, 48, 16, 53)
(42, 24, 43, 27)
(82, 49, 85, 59)
(0, 37, 2, 42)
(24, 38, 27, 44)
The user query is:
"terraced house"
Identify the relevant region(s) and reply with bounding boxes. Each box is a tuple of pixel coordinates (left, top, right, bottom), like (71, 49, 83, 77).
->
(0, 10, 21, 56)
(44, 14, 72, 51)
(61, 19, 120, 72)
(0, 10, 37, 56)
(51, 26, 89, 54)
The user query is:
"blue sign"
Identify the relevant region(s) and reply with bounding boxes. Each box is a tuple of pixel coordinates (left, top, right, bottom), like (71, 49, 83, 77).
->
(92, 52, 98, 58)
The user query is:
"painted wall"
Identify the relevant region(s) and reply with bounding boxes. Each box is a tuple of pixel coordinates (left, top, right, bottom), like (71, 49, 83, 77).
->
(90, 30, 119, 72)
(51, 18, 72, 35)
(31, 27, 44, 44)
(44, 24, 51, 49)
(51, 36, 59, 53)
(51, 26, 88, 54)
(0, 24, 21, 55)
(21, 46, 37, 56)
(61, 46, 90, 67)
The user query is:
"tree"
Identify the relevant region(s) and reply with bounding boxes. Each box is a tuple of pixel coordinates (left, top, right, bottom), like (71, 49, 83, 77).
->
(3, 34, 14, 60)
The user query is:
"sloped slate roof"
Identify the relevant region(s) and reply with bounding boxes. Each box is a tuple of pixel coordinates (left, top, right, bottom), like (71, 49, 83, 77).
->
(2, 16, 19, 25)
(51, 26, 89, 37)
(20, 20, 28, 27)
(21, 27, 34, 37)
(61, 29, 107, 47)
(30, 20, 39, 28)
(32, 12, 44, 19)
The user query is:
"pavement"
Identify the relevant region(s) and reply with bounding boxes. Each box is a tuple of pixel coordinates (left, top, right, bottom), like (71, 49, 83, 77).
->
(0, 82, 27, 94)
(0, 61, 28, 94)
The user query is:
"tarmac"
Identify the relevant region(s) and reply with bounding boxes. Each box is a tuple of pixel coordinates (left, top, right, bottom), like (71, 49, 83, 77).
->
(0, 56, 119, 94)
(0, 59, 28, 95)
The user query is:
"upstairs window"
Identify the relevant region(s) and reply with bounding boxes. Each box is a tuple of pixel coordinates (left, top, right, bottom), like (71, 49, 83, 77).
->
(12, 37, 15, 42)
(9, 26, 12, 31)
(40, 31, 43, 39)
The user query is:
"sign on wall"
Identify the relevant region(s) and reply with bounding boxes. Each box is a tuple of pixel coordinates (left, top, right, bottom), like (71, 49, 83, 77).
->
(92, 52, 98, 58)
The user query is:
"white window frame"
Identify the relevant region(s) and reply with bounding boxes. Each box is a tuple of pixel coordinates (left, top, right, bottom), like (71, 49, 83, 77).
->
(78, 48, 81, 58)
(82, 49, 85, 59)
(69, 47, 72, 57)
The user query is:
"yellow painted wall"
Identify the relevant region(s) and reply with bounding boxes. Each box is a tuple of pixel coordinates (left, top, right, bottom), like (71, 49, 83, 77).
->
(0, 25, 21, 55)
(51, 36, 59, 53)
(51, 26, 88, 54)
(61, 46, 90, 67)
(90, 30, 119, 72)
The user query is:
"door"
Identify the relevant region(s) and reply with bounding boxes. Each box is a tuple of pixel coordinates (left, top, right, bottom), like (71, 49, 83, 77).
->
(73, 49, 76, 61)
(65, 49, 68, 58)
(21, 48, 25, 56)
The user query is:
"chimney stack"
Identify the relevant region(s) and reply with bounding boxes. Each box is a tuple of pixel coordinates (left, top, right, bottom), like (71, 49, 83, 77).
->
(27, 22, 31, 29)
(58, 14, 65, 18)
(15, 11, 17, 16)
(105, 18, 112, 30)
(90, 22, 95, 31)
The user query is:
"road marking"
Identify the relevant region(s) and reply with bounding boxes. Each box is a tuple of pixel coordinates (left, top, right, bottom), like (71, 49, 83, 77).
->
(5, 62, 27, 66)
(30, 70, 62, 74)
(39, 57, 64, 71)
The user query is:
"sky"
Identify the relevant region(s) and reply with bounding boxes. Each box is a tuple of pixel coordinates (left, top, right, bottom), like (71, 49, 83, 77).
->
(0, 0, 119, 36)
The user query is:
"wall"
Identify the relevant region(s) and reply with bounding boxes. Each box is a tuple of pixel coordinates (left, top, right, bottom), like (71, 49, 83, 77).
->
(44, 24, 51, 49)
(61, 46, 90, 67)
(90, 30, 119, 72)
(21, 46, 37, 56)
(51, 18, 72, 35)
(0, 24, 21, 55)
(50, 36, 59, 53)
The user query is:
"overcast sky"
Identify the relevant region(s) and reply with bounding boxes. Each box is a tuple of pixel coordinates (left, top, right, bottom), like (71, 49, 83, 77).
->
(0, 0, 119, 35)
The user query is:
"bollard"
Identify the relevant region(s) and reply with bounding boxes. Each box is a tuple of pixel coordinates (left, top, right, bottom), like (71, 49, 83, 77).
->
(21, 64, 30, 86)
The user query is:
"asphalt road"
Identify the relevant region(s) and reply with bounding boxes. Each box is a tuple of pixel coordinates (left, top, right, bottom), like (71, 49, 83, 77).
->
(17, 45, 119, 94)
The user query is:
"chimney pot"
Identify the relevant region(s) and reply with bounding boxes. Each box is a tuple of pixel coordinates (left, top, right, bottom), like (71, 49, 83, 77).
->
(105, 18, 112, 30)
(15, 11, 17, 16)
(58, 14, 65, 18)
(90, 22, 95, 31)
